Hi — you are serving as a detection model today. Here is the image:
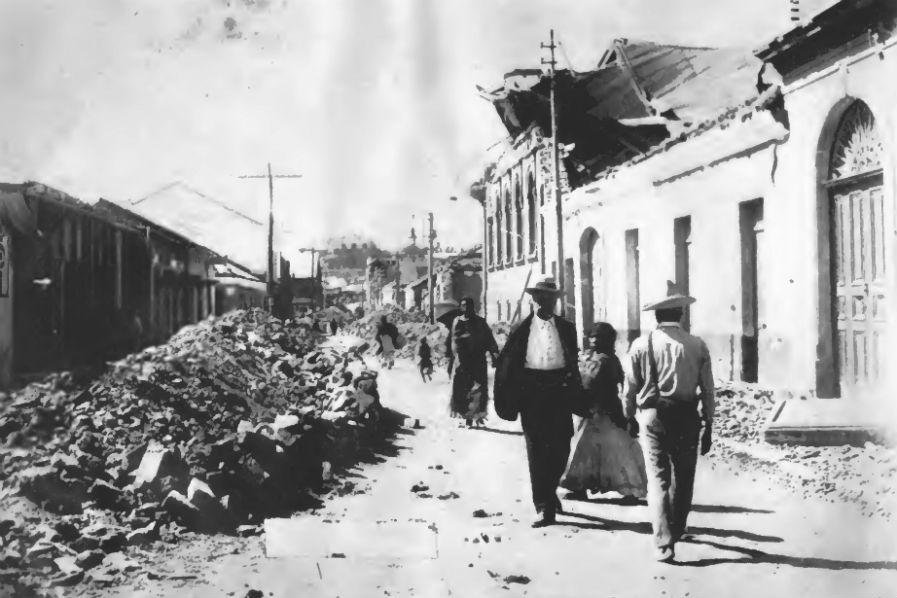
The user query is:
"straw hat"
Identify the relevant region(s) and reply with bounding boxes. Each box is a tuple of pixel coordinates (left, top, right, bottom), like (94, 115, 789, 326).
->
(642, 280, 696, 311)
(525, 275, 562, 295)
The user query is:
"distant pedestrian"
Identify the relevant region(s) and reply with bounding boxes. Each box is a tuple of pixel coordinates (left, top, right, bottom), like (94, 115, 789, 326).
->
(375, 315, 400, 369)
(418, 338, 434, 382)
(447, 297, 498, 427)
(624, 282, 715, 562)
(493, 276, 588, 527)
(330, 318, 339, 336)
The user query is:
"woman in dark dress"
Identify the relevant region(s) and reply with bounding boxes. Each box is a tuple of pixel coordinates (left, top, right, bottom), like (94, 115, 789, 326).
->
(561, 322, 647, 500)
(447, 297, 499, 427)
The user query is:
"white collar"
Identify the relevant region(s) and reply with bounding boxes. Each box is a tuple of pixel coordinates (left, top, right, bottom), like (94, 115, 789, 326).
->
(657, 322, 682, 329)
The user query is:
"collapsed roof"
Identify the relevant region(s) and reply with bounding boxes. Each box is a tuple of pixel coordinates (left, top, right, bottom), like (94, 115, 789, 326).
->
(479, 39, 763, 186)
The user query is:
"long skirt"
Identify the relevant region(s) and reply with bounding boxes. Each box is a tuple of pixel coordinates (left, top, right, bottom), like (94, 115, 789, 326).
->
(450, 366, 488, 421)
(560, 411, 648, 498)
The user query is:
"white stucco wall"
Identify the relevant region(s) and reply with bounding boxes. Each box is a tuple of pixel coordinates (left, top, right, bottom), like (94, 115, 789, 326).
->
(560, 37, 897, 397)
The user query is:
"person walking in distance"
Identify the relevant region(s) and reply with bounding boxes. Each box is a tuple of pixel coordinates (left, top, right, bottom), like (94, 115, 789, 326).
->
(624, 281, 715, 562)
(493, 276, 588, 527)
(375, 315, 400, 370)
(418, 337, 434, 383)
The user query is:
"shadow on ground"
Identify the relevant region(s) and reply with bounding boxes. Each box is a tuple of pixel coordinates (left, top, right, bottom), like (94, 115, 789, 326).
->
(325, 407, 414, 485)
(677, 538, 897, 570)
(560, 511, 896, 571)
(562, 511, 783, 544)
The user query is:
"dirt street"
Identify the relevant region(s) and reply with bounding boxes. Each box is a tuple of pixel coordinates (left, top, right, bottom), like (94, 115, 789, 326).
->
(85, 346, 897, 598)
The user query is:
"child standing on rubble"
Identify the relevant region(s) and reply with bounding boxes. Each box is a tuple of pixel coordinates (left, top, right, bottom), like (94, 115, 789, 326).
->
(418, 338, 433, 382)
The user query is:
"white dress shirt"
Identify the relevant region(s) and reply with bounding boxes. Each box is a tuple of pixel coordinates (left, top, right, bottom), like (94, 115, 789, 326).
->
(525, 315, 566, 370)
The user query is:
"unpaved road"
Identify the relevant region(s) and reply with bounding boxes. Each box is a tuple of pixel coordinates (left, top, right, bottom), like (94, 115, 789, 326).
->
(82, 348, 897, 598)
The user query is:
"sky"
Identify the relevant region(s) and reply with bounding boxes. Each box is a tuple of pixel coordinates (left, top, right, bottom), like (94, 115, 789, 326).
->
(0, 0, 826, 253)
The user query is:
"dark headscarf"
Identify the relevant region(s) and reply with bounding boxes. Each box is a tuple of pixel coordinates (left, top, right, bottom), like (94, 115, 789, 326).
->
(459, 296, 475, 317)
(587, 322, 617, 352)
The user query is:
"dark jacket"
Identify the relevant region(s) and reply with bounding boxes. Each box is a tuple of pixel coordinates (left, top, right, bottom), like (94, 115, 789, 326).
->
(493, 314, 586, 421)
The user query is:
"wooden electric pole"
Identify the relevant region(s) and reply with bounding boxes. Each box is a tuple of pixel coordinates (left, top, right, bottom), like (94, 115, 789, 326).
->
(542, 29, 565, 316)
(237, 163, 303, 310)
(428, 212, 435, 324)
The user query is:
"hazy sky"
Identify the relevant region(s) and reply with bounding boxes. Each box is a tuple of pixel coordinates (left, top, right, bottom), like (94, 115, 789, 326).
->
(0, 0, 821, 251)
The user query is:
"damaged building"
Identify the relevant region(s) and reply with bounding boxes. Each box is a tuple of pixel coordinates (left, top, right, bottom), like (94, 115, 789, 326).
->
(477, 0, 897, 441)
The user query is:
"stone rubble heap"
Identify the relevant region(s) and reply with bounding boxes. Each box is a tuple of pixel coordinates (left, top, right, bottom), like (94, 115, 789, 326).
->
(711, 382, 897, 519)
(345, 307, 450, 368)
(346, 306, 513, 370)
(0, 308, 382, 589)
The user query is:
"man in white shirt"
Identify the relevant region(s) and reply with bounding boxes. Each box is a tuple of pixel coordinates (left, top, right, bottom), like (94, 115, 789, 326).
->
(494, 276, 587, 527)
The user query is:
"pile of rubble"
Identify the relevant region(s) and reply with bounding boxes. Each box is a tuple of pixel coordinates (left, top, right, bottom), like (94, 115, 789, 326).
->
(345, 307, 451, 368)
(710, 382, 897, 519)
(0, 309, 383, 589)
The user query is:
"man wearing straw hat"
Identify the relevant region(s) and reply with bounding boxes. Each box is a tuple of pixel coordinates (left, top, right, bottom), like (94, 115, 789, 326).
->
(494, 275, 588, 528)
(624, 281, 715, 562)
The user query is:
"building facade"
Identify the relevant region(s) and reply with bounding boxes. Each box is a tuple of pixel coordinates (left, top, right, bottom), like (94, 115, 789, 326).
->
(561, 0, 896, 404)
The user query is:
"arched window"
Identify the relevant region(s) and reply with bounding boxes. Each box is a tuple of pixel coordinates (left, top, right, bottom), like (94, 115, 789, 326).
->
(504, 190, 512, 264)
(514, 179, 524, 259)
(486, 216, 494, 266)
(495, 192, 503, 265)
(527, 173, 536, 256)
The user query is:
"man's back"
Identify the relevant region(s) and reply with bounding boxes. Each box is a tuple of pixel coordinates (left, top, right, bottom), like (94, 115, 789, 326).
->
(625, 324, 714, 418)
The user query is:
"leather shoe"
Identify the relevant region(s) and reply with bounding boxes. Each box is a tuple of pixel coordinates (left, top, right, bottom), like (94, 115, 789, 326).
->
(532, 510, 556, 528)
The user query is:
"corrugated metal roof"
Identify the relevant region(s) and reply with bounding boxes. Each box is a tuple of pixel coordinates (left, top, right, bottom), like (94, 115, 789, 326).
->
(121, 182, 268, 274)
(481, 39, 763, 183)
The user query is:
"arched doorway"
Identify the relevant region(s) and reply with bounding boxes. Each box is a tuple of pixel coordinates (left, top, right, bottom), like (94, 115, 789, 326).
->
(817, 100, 887, 398)
(579, 228, 600, 333)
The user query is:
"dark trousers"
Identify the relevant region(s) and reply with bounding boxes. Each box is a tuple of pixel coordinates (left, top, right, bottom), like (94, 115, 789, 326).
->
(636, 405, 701, 549)
(519, 369, 574, 514)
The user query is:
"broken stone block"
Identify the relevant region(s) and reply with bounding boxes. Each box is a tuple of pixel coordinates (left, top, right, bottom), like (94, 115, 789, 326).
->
(162, 490, 200, 529)
(88, 479, 125, 510)
(99, 531, 127, 554)
(187, 478, 215, 502)
(25, 540, 58, 570)
(51, 569, 85, 587)
(236, 525, 262, 537)
(126, 522, 158, 546)
(18, 465, 86, 514)
(191, 488, 233, 533)
(131, 442, 187, 488)
(75, 549, 105, 570)
(101, 551, 140, 574)
(134, 502, 161, 519)
(70, 534, 101, 554)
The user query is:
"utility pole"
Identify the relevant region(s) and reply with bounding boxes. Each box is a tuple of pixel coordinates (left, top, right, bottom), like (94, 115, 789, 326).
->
(542, 29, 565, 317)
(237, 163, 303, 311)
(427, 212, 435, 324)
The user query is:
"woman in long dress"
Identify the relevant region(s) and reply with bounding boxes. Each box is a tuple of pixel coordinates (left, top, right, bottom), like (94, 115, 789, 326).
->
(447, 297, 499, 426)
(561, 322, 647, 500)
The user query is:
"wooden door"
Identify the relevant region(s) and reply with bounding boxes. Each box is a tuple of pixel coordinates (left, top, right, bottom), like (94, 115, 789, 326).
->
(674, 216, 692, 331)
(832, 178, 886, 396)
